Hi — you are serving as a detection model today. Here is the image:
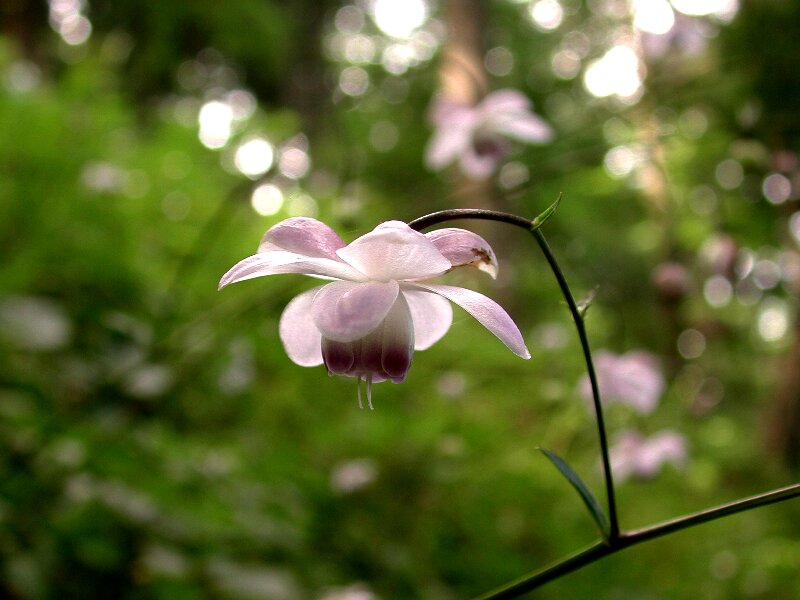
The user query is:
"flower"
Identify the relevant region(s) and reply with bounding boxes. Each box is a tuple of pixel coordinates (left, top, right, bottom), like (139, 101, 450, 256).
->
(579, 350, 665, 414)
(219, 218, 530, 408)
(424, 89, 553, 180)
(609, 429, 687, 482)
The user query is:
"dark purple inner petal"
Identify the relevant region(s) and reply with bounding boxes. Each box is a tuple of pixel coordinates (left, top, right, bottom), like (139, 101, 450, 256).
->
(382, 341, 412, 380)
(322, 338, 355, 374)
(473, 136, 505, 158)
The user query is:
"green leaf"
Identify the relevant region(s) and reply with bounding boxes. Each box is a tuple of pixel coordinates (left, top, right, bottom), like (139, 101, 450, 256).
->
(530, 193, 562, 230)
(540, 447, 610, 539)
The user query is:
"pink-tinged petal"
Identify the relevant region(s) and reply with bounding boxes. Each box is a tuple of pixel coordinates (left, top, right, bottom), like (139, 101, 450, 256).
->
(278, 286, 324, 367)
(425, 127, 469, 170)
(493, 114, 553, 144)
(218, 251, 366, 290)
(492, 112, 554, 144)
(610, 429, 687, 482)
(336, 221, 452, 282)
(408, 283, 530, 358)
(425, 228, 498, 278)
(479, 89, 531, 115)
(578, 351, 664, 414)
(609, 430, 644, 483)
(401, 288, 453, 351)
(428, 95, 473, 126)
(312, 280, 399, 343)
(649, 430, 688, 464)
(459, 148, 501, 180)
(257, 217, 346, 258)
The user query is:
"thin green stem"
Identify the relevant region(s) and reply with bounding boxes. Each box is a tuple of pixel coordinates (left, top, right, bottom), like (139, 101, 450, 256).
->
(621, 482, 800, 545)
(409, 209, 618, 538)
(477, 483, 800, 599)
(528, 227, 618, 539)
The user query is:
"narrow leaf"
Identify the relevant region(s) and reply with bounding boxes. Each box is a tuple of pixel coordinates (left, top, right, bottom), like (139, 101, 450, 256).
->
(540, 447, 610, 539)
(530, 193, 562, 230)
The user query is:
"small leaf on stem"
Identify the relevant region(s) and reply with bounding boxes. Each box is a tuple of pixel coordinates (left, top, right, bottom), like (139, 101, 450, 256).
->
(576, 286, 599, 318)
(530, 193, 562, 230)
(540, 447, 610, 539)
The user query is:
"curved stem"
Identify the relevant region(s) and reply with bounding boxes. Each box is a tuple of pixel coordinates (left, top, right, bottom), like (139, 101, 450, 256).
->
(409, 209, 800, 599)
(409, 209, 618, 538)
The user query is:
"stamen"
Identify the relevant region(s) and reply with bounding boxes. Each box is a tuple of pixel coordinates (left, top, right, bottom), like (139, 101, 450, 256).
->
(366, 373, 374, 410)
(357, 376, 364, 410)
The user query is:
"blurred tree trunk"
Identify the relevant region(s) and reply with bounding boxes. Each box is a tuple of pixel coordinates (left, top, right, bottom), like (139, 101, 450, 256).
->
(438, 0, 492, 211)
(0, 0, 48, 62)
(439, 0, 487, 105)
(283, 0, 336, 134)
(723, 2, 800, 469)
(765, 313, 800, 468)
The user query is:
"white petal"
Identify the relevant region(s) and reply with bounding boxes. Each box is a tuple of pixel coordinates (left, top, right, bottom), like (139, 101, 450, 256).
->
(312, 280, 399, 343)
(257, 217, 346, 258)
(218, 250, 366, 290)
(401, 288, 453, 350)
(336, 221, 452, 281)
(279, 286, 324, 366)
(408, 283, 530, 358)
(425, 228, 498, 278)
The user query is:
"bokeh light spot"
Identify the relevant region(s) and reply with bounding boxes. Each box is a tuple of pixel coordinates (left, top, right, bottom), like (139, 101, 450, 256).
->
(677, 329, 706, 359)
(372, 0, 428, 39)
(762, 173, 792, 204)
(339, 66, 370, 96)
(251, 184, 284, 216)
(198, 101, 234, 149)
(551, 50, 581, 79)
(757, 298, 789, 342)
(670, 0, 739, 20)
(335, 5, 365, 34)
(703, 275, 733, 308)
(369, 121, 399, 152)
(715, 158, 743, 190)
(484, 47, 514, 77)
(529, 0, 564, 31)
(234, 138, 274, 178)
(278, 148, 311, 180)
(633, 0, 675, 35)
(790, 211, 800, 245)
(584, 46, 642, 99)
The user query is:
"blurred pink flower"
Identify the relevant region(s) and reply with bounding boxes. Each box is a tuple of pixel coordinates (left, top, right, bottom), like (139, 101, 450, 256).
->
(610, 429, 688, 482)
(579, 350, 665, 414)
(425, 89, 553, 180)
(219, 218, 530, 407)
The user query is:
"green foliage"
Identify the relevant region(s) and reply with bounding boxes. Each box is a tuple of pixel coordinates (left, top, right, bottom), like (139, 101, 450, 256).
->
(1, 2, 799, 599)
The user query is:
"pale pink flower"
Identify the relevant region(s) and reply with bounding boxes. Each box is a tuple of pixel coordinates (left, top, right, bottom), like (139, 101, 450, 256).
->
(425, 89, 553, 180)
(219, 218, 530, 407)
(579, 350, 665, 414)
(610, 429, 688, 482)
